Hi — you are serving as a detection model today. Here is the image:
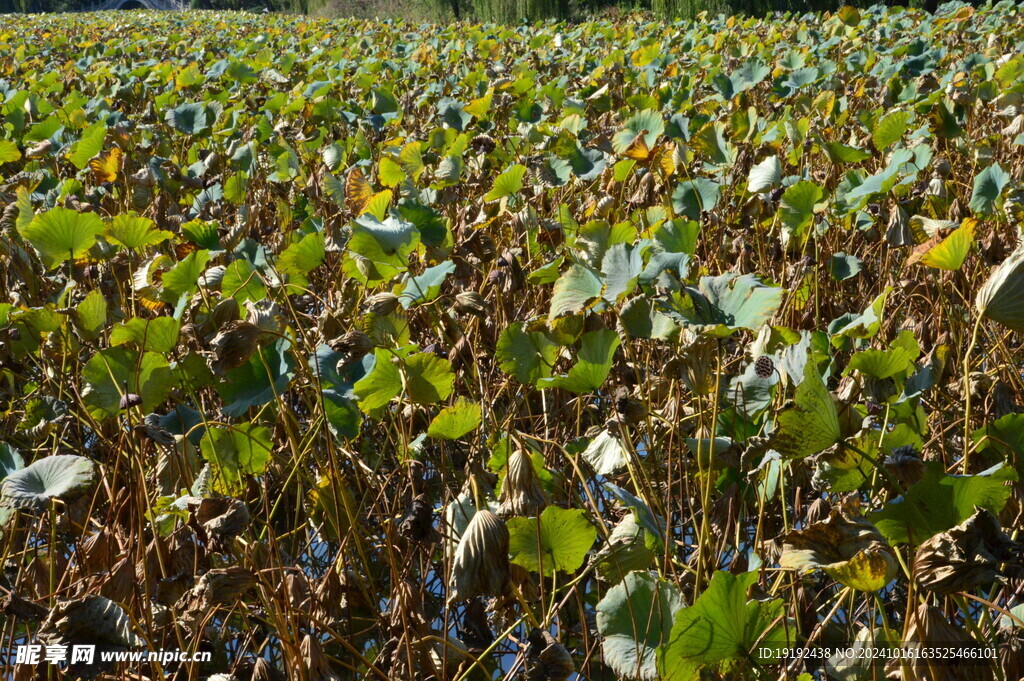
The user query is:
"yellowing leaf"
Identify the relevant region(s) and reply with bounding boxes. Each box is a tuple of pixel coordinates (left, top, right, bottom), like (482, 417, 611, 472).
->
(362, 190, 392, 220)
(89, 147, 122, 183)
(344, 167, 373, 214)
(650, 142, 675, 180)
(622, 132, 650, 160)
(378, 156, 405, 188)
(914, 218, 976, 270)
(464, 89, 493, 118)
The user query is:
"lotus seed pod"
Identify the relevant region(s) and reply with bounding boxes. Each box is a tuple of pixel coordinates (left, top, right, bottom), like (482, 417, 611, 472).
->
(883, 445, 926, 487)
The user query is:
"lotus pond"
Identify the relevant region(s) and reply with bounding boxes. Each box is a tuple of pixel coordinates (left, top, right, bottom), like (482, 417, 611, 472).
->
(1, 3, 1024, 680)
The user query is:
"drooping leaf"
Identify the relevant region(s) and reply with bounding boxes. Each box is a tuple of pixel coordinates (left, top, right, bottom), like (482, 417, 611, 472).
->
(913, 218, 975, 270)
(106, 213, 172, 249)
(81, 348, 173, 420)
(200, 423, 273, 485)
(672, 177, 720, 220)
(977, 240, 1024, 330)
(110, 317, 180, 354)
(779, 180, 823, 244)
(277, 232, 325, 276)
(549, 264, 603, 320)
(828, 252, 862, 280)
(746, 155, 782, 193)
(969, 163, 1010, 216)
(538, 329, 620, 393)
(582, 429, 629, 475)
(403, 352, 455, 405)
(353, 349, 403, 412)
(495, 322, 559, 385)
(769, 360, 840, 458)
(872, 110, 910, 151)
(217, 338, 296, 418)
(484, 164, 527, 202)
(780, 510, 897, 591)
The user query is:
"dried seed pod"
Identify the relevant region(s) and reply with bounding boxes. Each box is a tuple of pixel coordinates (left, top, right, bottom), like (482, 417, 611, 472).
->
(210, 320, 262, 375)
(454, 291, 491, 318)
(366, 292, 400, 316)
(329, 329, 374, 356)
(914, 508, 1019, 595)
(883, 445, 926, 487)
(470, 133, 496, 154)
(498, 449, 547, 518)
(119, 393, 143, 410)
(448, 509, 510, 602)
(526, 629, 575, 681)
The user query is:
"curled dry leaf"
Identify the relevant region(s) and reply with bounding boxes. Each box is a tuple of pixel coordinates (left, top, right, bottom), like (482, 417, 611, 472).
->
(885, 603, 984, 681)
(914, 508, 1019, 595)
(176, 567, 257, 631)
(38, 595, 146, 679)
(186, 496, 251, 552)
(780, 509, 897, 592)
(209, 320, 263, 375)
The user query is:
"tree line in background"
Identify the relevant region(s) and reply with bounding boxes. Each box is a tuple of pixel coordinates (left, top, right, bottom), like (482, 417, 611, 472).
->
(0, 0, 941, 19)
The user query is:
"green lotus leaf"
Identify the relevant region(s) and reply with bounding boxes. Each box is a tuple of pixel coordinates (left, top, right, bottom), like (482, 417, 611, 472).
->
(427, 398, 482, 440)
(18, 208, 105, 270)
(0, 455, 95, 511)
(597, 571, 683, 681)
(507, 506, 596, 576)
(658, 571, 791, 679)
